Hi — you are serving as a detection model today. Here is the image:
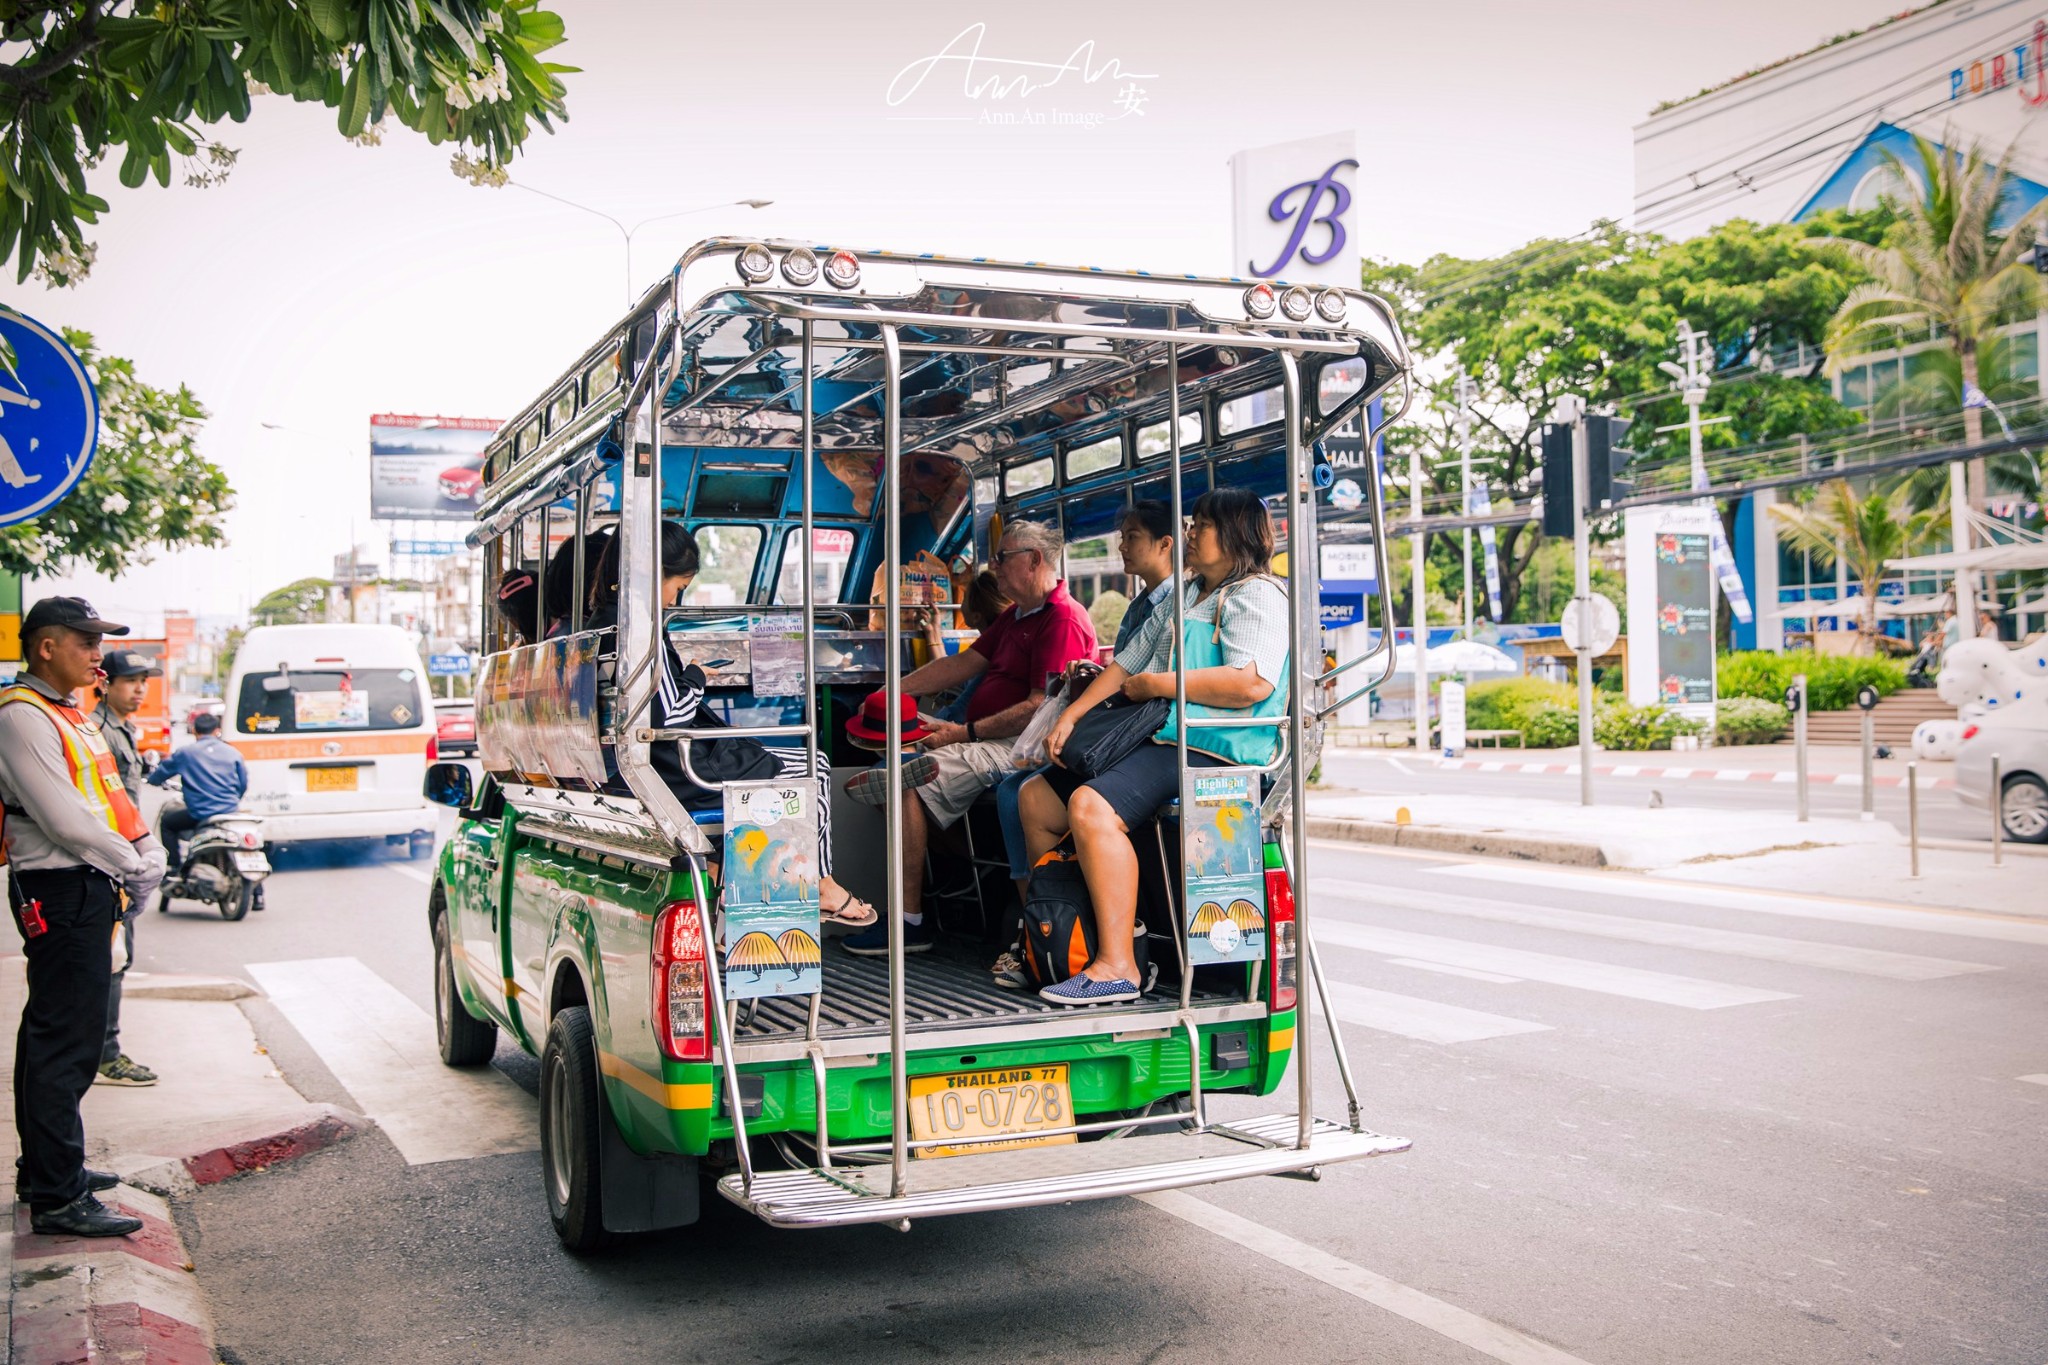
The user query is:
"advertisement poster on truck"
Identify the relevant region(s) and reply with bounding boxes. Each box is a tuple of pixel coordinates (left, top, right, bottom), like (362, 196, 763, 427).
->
(369, 414, 501, 521)
(1182, 768, 1267, 966)
(720, 781, 823, 1000)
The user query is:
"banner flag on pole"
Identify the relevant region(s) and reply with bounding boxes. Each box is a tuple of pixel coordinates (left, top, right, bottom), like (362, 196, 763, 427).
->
(1469, 477, 1503, 622)
(1689, 457, 1753, 624)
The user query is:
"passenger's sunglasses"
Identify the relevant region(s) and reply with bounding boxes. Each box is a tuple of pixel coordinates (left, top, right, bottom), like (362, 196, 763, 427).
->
(993, 547, 1039, 564)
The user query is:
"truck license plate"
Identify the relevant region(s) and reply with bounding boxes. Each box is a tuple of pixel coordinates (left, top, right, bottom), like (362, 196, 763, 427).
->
(907, 1064, 1076, 1159)
(306, 767, 357, 793)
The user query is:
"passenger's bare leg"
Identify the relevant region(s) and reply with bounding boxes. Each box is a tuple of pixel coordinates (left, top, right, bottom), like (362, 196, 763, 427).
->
(1068, 788, 1139, 984)
(1018, 774, 1070, 870)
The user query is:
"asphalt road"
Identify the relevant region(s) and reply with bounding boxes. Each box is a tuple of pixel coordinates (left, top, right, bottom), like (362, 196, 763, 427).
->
(131, 835, 2048, 1365)
(1318, 749, 1990, 843)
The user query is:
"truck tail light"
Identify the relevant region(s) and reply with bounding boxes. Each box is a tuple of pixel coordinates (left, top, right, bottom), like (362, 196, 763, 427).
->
(1265, 858, 1297, 1013)
(652, 900, 710, 1061)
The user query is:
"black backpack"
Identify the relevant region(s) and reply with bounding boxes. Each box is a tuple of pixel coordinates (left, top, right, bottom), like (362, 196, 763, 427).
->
(1019, 847, 1153, 993)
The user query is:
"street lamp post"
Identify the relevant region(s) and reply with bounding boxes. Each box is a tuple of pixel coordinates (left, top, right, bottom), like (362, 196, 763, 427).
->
(497, 185, 773, 304)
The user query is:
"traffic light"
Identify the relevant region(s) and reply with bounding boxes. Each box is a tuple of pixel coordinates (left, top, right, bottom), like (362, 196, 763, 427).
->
(1585, 413, 1635, 510)
(1541, 421, 1574, 537)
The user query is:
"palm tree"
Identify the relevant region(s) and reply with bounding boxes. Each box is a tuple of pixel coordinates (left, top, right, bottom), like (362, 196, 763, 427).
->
(1821, 133, 2048, 510)
(1869, 332, 2046, 510)
(1769, 479, 1938, 649)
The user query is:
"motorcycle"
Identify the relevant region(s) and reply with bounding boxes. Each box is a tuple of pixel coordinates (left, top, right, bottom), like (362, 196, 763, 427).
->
(159, 811, 271, 922)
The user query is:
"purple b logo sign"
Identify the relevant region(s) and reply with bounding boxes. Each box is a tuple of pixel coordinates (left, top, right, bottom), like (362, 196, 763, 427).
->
(1249, 158, 1360, 279)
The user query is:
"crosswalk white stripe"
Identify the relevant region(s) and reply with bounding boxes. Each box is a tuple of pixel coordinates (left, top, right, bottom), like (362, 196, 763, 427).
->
(2019, 1074, 2048, 1087)
(247, 957, 536, 1165)
(1314, 882, 1996, 982)
(1385, 958, 1524, 985)
(1425, 863, 2048, 948)
(1139, 1191, 1597, 1365)
(1312, 921, 1794, 1009)
(383, 862, 433, 886)
(1320, 979, 1551, 1043)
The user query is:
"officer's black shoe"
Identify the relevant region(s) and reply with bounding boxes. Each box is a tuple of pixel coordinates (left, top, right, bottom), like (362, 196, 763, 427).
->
(30, 1191, 143, 1238)
(14, 1163, 119, 1201)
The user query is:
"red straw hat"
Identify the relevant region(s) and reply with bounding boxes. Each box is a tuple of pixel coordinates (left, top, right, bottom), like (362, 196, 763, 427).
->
(846, 689, 935, 746)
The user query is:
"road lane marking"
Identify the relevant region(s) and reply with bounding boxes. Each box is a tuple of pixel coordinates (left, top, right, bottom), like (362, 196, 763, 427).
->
(1425, 863, 2048, 947)
(1139, 1191, 1595, 1365)
(382, 863, 433, 886)
(1312, 921, 1793, 1010)
(247, 957, 536, 1165)
(1385, 958, 1524, 985)
(2020, 1075, 2048, 1086)
(1315, 882, 1996, 982)
(1320, 979, 1551, 1044)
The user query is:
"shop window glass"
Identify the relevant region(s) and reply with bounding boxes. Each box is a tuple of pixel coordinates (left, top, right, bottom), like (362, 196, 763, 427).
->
(1841, 365, 1869, 409)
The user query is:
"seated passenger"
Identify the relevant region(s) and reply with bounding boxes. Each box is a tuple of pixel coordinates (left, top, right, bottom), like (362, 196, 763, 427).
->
(590, 523, 876, 928)
(1018, 488, 1288, 1006)
(839, 522, 1097, 956)
(927, 568, 1012, 722)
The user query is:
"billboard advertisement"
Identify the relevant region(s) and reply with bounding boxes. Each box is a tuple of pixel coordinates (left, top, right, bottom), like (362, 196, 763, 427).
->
(369, 414, 501, 521)
(1624, 505, 1718, 718)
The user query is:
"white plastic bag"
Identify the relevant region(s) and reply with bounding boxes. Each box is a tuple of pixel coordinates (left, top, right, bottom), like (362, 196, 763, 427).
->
(1009, 676, 1071, 769)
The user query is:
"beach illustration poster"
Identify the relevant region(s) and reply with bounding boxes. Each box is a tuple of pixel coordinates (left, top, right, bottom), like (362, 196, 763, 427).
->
(720, 781, 823, 1000)
(1182, 768, 1267, 966)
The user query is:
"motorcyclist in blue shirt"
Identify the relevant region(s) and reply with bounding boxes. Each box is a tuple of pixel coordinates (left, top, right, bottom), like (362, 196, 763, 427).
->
(147, 712, 248, 867)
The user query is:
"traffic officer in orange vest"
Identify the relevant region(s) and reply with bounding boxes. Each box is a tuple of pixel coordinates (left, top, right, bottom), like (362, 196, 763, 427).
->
(0, 597, 166, 1237)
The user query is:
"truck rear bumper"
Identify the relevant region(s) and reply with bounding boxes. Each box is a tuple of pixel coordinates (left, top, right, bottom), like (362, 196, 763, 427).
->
(260, 809, 431, 844)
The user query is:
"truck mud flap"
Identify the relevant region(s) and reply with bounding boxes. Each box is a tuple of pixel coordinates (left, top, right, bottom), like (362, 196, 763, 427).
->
(600, 1100, 700, 1234)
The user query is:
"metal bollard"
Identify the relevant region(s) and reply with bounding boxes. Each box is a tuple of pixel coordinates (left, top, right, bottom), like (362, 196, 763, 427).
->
(1793, 674, 1809, 824)
(1859, 707, 1875, 822)
(1992, 754, 2003, 869)
(1907, 761, 1921, 880)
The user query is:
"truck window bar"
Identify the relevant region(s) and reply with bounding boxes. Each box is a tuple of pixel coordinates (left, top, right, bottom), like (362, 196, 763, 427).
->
(1303, 917, 1364, 1133)
(752, 300, 1364, 357)
(880, 321, 910, 1201)
(1314, 368, 1414, 719)
(683, 859, 756, 1194)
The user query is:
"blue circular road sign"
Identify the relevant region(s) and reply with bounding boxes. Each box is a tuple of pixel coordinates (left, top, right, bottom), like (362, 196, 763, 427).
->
(0, 309, 100, 529)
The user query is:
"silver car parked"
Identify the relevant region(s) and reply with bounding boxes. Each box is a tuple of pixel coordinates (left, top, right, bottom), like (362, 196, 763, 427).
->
(1955, 717, 2048, 843)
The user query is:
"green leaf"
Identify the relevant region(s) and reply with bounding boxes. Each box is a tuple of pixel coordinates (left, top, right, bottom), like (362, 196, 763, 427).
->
(338, 62, 371, 137)
(306, 0, 351, 43)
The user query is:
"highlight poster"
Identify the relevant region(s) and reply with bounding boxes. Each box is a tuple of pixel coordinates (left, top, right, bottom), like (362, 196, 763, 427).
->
(720, 781, 823, 1000)
(1182, 767, 1267, 966)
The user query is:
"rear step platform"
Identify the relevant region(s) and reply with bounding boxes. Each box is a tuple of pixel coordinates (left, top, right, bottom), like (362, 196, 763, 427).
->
(718, 1113, 1411, 1228)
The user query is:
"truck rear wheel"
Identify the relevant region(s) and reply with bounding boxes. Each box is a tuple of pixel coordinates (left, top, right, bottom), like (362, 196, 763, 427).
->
(540, 1006, 612, 1252)
(434, 912, 498, 1067)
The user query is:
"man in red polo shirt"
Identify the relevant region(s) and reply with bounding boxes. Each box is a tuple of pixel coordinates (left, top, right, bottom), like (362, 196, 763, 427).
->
(842, 521, 1096, 954)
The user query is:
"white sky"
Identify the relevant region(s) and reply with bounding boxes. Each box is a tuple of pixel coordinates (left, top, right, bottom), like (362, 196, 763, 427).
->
(0, 0, 1887, 631)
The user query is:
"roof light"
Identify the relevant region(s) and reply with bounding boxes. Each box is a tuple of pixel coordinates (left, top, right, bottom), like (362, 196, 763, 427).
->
(1279, 286, 1314, 323)
(735, 242, 775, 284)
(822, 249, 862, 289)
(1243, 282, 1277, 319)
(1314, 289, 1347, 323)
(781, 246, 821, 286)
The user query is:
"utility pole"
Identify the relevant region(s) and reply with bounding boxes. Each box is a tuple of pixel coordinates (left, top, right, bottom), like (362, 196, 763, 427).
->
(1553, 394, 1594, 806)
(1454, 369, 1478, 640)
(1657, 320, 1752, 627)
(1411, 436, 1429, 755)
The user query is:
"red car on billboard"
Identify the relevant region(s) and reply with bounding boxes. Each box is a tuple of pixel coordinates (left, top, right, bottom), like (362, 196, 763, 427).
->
(439, 464, 484, 502)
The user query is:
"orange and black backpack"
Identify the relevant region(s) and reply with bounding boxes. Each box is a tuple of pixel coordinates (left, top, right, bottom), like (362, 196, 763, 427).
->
(1019, 844, 1152, 992)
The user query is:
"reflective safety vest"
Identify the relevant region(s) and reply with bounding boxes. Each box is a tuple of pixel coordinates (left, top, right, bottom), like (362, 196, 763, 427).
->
(0, 684, 151, 862)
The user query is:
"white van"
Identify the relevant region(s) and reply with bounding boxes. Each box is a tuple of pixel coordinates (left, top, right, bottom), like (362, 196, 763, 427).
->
(225, 624, 437, 855)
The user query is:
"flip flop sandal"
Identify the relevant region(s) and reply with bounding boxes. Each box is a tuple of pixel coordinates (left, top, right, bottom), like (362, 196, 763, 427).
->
(820, 893, 879, 928)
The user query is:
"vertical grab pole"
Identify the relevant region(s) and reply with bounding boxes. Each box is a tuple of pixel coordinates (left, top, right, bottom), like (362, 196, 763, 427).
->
(1167, 336, 1203, 1128)
(1277, 350, 1314, 1152)
(881, 324, 909, 1199)
(800, 320, 829, 1147)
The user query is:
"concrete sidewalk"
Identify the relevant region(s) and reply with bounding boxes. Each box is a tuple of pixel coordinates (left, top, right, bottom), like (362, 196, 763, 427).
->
(1303, 789, 2039, 916)
(1, 957, 364, 1363)
(1326, 738, 1957, 787)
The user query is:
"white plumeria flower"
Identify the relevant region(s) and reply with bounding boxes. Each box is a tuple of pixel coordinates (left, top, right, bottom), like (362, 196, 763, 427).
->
(21, 541, 47, 565)
(103, 492, 129, 515)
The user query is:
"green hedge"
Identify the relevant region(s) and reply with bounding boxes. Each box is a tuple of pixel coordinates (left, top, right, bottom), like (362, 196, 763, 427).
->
(1595, 701, 1705, 751)
(1716, 696, 1790, 745)
(1521, 703, 1579, 748)
(1717, 651, 1906, 712)
(1465, 677, 1576, 736)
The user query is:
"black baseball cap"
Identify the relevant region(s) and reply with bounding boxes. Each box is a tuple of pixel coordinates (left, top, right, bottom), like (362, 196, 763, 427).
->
(101, 649, 161, 680)
(22, 596, 129, 637)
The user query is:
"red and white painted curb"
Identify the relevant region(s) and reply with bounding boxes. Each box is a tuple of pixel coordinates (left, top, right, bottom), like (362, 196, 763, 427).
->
(9, 1108, 365, 1363)
(1431, 758, 1955, 789)
(8, 1185, 215, 1365)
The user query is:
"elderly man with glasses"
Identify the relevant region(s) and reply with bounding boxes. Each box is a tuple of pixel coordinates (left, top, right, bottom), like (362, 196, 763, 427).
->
(841, 521, 1097, 956)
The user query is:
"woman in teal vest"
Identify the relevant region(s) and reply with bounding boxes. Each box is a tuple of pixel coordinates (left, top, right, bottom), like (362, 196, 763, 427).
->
(1019, 488, 1290, 1006)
